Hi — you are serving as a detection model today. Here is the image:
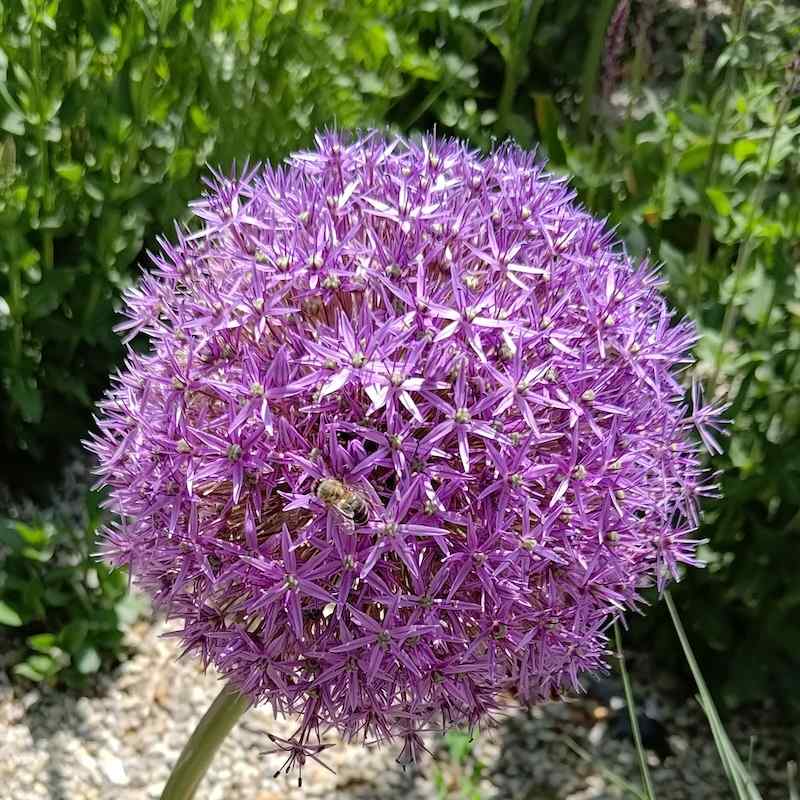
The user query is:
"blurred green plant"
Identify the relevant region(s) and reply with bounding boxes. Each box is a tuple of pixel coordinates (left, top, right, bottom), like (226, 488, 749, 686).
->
(434, 729, 487, 800)
(0, 488, 146, 687)
(0, 0, 491, 477)
(504, 0, 800, 712)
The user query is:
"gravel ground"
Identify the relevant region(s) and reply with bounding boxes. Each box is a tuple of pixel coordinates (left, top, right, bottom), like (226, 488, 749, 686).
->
(1, 615, 796, 800)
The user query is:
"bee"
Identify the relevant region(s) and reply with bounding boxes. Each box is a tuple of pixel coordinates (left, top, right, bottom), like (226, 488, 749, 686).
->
(315, 478, 370, 525)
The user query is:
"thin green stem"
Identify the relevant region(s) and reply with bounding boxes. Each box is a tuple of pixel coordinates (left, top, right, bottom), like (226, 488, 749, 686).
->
(497, 0, 546, 136)
(245, 0, 261, 107)
(405, 39, 483, 132)
(613, 622, 657, 800)
(9, 258, 23, 368)
(677, 4, 707, 105)
(707, 91, 790, 395)
(31, 0, 53, 270)
(664, 590, 762, 800)
(694, 0, 748, 271)
(160, 683, 251, 800)
(563, 735, 646, 799)
(578, 0, 617, 142)
(746, 736, 756, 773)
(497, 0, 524, 131)
(585, 133, 603, 210)
(624, 3, 652, 154)
(656, 2, 708, 259)
(788, 761, 799, 800)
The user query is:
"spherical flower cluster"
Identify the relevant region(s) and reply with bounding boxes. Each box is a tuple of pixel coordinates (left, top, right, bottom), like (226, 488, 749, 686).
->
(88, 131, 724, 777)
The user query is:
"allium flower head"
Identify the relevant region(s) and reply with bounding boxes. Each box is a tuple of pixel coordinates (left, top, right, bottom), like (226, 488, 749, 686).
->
(87, 131, 723, 774)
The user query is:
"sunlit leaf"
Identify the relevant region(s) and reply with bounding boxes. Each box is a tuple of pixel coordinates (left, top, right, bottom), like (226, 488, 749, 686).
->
(0, 601, 23, 627)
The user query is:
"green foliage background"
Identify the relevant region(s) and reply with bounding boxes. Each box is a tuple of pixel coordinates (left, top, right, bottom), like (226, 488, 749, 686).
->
(1, 0, 798, 706)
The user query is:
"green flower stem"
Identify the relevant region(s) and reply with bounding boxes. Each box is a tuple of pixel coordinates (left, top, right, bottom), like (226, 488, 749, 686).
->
(160, 683, 251, 800)
(613, 621, 657, 800)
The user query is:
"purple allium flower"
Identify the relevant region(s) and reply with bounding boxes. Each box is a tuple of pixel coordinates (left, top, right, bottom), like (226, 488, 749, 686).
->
(87, 131, 723, 778)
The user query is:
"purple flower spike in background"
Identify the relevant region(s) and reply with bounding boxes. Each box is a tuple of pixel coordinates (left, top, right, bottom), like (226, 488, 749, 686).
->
(87, 131, 724, 781)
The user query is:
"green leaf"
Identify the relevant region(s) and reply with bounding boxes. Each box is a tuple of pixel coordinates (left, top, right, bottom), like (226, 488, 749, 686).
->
(444, 729, 474, 764)
(27, 633, 57, 653)
(168, 148, 194, 179)
(0, 135, 15, 178)
(0, 110, 25, 136)
(742, 278, 774, 325)
(13, 521, 50, 547)
(21, 544, 53, 563)
(0, 601, 23, 626)
(643, 87, 668, 127)
(13, 663, 46, 682)
(132, 0, 157, 29)
(8, 375, 43, 424)
(533, 94, 566, 165)
(55, 161, 84, 183)
(84, 179, 104, 201)
(158, 0, 177, 33)
(26, 268, 77, 319)
(733, 139, 759, 162)
(115, 592, 146, 625)
(189, 104, 211, 133)
(44, 587, 70, 606)
(0, 519, 24, 549)
(678, 141, 712, 173)
(27, 654, 56, 676)
(75, 646, 101, 674)
(60, 619, 89, 652)
(706, 187, 732, 217)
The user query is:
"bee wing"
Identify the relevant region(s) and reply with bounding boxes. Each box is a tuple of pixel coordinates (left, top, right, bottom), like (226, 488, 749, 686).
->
(354, 481, 383, 506)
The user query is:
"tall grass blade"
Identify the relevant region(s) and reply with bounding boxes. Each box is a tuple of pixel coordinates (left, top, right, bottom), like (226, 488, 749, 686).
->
(614, 621, 657, 800)
(664, 590, 762, 800)
(563, 735, 646, 799)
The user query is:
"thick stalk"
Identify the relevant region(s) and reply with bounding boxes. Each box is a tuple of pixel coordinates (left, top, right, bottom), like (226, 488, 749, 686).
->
(160, 683, 251, 800)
